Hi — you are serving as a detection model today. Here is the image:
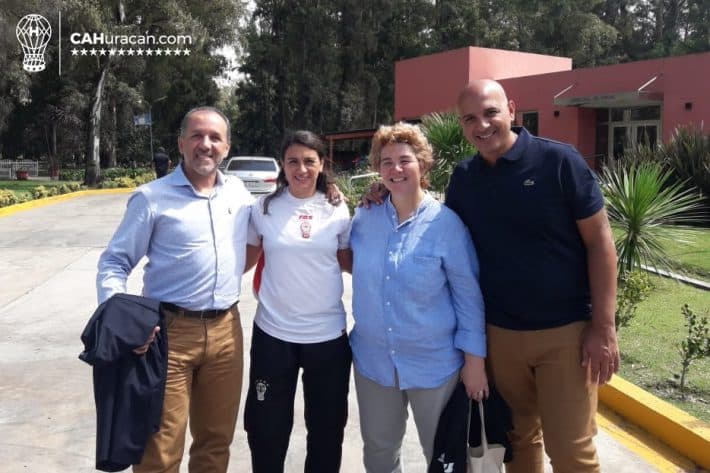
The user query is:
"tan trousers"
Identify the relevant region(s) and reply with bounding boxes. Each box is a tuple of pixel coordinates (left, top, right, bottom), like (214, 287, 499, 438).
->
(487, 321, 600, 473)
(134, 306, 243, 473)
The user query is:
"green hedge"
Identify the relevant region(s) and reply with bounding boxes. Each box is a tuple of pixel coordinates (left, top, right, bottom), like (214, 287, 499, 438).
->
(58, 167, 155, 182)
(0, 189, 26, 207)
(102, 167, 154, 180)
(58, 169, 84, 181)
(1, 168, 157, 208)
(100, 171, 156, 189)
(0, 182, 84, 208)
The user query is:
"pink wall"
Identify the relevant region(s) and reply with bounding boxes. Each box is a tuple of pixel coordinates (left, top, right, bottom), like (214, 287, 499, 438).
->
(501, 52, 710, 152)
(394, 47, 571, 121)
(653, 53, 710, 140)
(505, 73, 589, 154)
(466, 47, 571, 81)
(394, 48, 710, 159)
(395, 48, 471, 121)
(577, 109, 597, 157)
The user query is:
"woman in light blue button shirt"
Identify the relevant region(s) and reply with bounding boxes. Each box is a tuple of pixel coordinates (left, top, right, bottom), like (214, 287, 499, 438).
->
(349, 122, 488, 471)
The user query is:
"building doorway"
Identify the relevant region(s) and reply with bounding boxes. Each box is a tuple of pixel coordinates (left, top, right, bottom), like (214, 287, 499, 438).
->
(611, 123, 659, 159)
(596, 105, 661, 161)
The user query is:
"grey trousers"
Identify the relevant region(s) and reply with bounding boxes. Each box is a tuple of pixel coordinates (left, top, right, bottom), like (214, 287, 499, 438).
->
(354, 368, 459, 473)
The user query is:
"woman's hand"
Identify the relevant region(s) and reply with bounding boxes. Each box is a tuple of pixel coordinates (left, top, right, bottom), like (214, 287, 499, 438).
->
(461, 353, 488, 401)
(325, 182, 345, 206)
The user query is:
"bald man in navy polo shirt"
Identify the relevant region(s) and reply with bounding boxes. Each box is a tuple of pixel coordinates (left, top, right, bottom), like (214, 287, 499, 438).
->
(445, 79, 619, 473)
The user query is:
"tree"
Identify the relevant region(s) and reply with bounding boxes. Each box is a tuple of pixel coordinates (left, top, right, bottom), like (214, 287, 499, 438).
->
(5, 0, 709, 168)
(685, 0, 710, 52)
(677, 304, 710, 398)
(234, 0, 434, 154)
(0, 0, 39, 151)
(0, 0, 245, 183)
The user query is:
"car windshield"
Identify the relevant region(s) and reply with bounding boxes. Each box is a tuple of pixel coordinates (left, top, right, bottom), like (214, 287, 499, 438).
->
(227, 159, 277, 172)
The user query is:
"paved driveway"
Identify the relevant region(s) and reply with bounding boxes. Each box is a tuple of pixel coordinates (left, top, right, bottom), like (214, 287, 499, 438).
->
(0, 193, 660, 472)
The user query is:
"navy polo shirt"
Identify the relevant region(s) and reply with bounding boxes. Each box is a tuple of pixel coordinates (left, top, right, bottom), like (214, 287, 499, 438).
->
(445, 127, 604, 330)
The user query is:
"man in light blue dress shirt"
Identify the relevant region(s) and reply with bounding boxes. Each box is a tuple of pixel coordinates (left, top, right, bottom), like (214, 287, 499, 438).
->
(97, 106, 255, 473)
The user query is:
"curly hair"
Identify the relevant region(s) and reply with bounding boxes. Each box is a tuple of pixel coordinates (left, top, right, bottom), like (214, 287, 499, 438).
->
(369, 122, 434, 189)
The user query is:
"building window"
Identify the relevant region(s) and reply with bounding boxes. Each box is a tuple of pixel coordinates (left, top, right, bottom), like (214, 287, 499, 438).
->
(630, 106, 661, 121)
(608, 105, 661, 123)
(522, 111, 538, 136)
(600, 105, 661, 160)
(610, 108, 625, 122)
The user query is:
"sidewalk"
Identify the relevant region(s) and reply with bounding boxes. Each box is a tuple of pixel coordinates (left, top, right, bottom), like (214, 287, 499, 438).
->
(0, 193, 668, 472)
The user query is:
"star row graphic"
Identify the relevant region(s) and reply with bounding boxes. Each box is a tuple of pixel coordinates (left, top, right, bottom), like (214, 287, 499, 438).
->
(70, 48, 191, 57)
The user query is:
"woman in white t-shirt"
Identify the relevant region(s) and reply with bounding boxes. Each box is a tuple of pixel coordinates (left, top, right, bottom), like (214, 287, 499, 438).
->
(243, 130, 352, 473)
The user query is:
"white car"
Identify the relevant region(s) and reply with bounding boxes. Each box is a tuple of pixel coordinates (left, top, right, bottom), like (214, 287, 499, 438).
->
(223, 156, 280, 194)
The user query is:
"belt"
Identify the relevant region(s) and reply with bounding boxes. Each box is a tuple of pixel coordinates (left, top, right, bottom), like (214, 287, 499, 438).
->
(161, 302, 237, 319)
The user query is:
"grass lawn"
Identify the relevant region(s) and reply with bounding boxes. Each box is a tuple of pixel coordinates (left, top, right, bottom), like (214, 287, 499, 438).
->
(613, 226, 710, 280)
(618, 274, 710, 422)
(662, 226, 710, 279)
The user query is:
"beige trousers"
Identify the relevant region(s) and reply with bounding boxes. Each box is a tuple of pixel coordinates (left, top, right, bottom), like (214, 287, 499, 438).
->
(134, 306, 243, 473)
(487, 321, 600, 473)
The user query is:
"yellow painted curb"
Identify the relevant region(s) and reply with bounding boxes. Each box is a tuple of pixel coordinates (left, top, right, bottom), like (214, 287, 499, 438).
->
(0, 188, 135, 217)
(600, 376, 710, 469)
(597, 406, 696, 472)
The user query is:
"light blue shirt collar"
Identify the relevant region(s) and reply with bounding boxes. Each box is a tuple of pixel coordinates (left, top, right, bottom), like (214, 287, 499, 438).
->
(167, 162, 226, 196)
(384, 192, 435, 228)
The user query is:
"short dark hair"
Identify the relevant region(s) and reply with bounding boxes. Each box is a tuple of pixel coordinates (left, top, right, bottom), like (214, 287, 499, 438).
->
(179, 106, 231, 143)
(263, 130, 331, 214)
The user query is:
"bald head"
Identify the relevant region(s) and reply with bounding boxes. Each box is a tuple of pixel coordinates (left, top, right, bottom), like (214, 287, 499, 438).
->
(457, 79, 510, 107)
(456, 79, 517, 164)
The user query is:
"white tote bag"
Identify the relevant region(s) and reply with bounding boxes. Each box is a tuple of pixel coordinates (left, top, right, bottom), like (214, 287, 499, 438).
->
(467, 400, 506, 473)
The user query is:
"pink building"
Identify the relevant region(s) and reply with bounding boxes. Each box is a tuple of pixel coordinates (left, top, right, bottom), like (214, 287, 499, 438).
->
(394, 47, 709, 169)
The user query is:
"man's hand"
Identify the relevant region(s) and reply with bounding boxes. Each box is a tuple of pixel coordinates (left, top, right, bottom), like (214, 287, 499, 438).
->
(577, 209, 618, 385)
(581, 323, 620, 385)
(133, 326, 160, 355)
(461, 354, 488, 401)
(359, 181, 388, 208)
(326, 182, 345, 206)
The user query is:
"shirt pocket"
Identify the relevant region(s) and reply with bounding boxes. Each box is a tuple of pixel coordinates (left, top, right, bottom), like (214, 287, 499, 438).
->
(406, 255, 444, 299)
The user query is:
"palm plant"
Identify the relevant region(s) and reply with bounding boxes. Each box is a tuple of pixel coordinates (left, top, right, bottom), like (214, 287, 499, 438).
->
(420, 112, 476, 195)
(333, 172, 379, 215)
(607, 142, 663, 169)
(601, 162, 706, 274)
(664, 124, 710, 205)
